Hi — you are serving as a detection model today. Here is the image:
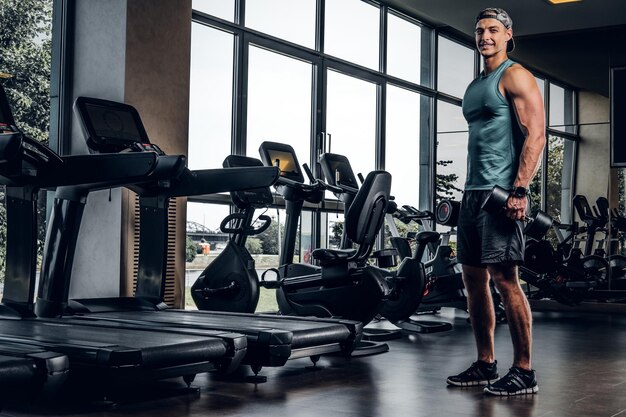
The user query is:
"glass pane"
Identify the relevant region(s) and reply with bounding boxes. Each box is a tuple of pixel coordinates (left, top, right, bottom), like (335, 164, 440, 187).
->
(0, 2, 53, 292)
(189, 24, 234, 169)
(386, 84, 421, 206)
(549, 83, 575, 134)
(326, 70, 377, 189)
(387, 13, 422, 85)
(546, 136, 565, 220)
(529, 162, 543, 215)
(321, 212, 345, 250)
(325, 0, 380, 70)
(535, 76, 545, 102)
(192, 0, 235, 21)
(299, 211, 314, 264)
(185, 203, 231, 309)
(437, 36, 474, 99)
(246, 0, 316, 49)
(249, 208, 285, 313)
(246, 46, 312, 167)
(436, 101, 467, 202)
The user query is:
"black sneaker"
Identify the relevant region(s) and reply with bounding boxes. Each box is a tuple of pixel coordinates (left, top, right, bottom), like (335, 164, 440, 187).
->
(484, 367, 538, 396)
(447, 360, 499, 387)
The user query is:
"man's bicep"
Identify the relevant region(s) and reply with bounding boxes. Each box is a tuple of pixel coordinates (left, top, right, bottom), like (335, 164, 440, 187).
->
(507, 70, 545, 136)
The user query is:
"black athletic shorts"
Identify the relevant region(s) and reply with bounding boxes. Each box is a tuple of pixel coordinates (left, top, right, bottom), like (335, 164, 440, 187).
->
(456, 190, 526, 267)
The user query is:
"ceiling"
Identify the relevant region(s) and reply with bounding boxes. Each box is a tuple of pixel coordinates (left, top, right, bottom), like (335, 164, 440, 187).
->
(384, 0, 626, 96)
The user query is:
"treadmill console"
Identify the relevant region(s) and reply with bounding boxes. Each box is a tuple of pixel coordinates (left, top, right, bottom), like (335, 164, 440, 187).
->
(74, 96, 155, 154)
(258, 141, 305, 184)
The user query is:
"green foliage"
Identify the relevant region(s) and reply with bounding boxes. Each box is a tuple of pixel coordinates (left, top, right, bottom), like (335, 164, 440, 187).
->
(545, 137, 565, 221)
(257, 221, 279, 255)
(329, 221, 343, 248)
(245, 237, 263, 254)
(0, 0, 53, 283)
(185, 237, 198, 263)
(435, 159, 463, 203)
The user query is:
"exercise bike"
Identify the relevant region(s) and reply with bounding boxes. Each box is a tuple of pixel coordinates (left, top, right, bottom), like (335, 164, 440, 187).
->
(194, 149, 394, 331)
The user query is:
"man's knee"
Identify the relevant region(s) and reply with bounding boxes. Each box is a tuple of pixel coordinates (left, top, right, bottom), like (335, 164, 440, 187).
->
(462, 265, 490, 293)
(487, 263, 518, 286)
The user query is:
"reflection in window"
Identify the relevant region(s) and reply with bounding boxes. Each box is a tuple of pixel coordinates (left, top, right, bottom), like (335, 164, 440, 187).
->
(326, 70, 377, 185)
(189, 24, 234, 169)
(386, 85, 421, 206)
(325, 0, 380, 70)
(246, 0, 316, 49)
(387, 13, 422, 85)
(436, 101, 467, 202)
(437, 36, 474, 99)
(192, 0, 235, 21)
(246, 46, 312, 166)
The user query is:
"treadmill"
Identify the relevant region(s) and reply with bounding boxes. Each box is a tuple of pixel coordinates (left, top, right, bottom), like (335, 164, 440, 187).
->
(0, 85, 247, 390)
(38, 96, 363, 380)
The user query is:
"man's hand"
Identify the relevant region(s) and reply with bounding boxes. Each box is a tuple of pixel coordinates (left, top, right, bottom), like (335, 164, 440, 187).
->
(506, 195, 526, 220)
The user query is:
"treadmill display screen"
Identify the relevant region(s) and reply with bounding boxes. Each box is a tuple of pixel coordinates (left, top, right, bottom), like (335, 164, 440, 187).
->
(84, 103, 142, 143)
(266, 149, 301, 181)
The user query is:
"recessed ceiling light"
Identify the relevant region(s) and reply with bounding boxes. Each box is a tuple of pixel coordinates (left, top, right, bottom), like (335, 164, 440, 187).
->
(547, 0, 582, 4)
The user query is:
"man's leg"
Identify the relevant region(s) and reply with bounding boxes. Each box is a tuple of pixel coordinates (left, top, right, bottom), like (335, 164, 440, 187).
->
(487, 263, 532, 369)
(462, 265, 495, 363)
(446, 264, 499, 387)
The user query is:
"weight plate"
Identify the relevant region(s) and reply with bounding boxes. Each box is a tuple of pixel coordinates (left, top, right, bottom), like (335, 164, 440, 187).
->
(436, 199, 461, 227)
(524, 240, 555, 274)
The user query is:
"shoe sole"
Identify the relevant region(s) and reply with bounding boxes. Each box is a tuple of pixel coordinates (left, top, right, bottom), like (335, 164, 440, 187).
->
(483, 385, 539, 396)
(447, 378, 499, 387)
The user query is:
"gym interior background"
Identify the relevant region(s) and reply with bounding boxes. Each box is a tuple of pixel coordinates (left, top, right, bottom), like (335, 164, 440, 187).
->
(1, 0, 626, 416)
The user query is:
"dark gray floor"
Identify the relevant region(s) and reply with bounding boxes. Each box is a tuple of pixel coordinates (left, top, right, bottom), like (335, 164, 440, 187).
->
(6, 308, 626, 417)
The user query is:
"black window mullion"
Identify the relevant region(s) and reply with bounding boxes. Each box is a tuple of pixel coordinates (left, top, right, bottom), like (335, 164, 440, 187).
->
(232, 32, 248, 155)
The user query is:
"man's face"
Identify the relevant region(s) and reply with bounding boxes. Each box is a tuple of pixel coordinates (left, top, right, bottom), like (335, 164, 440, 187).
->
(475, 18, 512, 57)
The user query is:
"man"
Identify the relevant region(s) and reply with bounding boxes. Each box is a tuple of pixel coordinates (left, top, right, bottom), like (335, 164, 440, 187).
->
(446, 8, 545, 396)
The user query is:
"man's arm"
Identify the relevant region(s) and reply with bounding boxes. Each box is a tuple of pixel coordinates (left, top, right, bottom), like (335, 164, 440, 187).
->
(500, 65, 546, 220)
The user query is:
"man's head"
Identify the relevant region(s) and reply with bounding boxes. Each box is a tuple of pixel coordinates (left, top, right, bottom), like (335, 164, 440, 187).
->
(474, 8, 514, 57)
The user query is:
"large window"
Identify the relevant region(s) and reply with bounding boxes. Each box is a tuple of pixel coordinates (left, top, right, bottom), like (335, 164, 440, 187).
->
(324, 0, 380, 70)
(437, 35, 474, 98)
(436, 100, 467, 202)
(0, 1, 53, 292)
(387, 13, 424, 86)
(189, 1, 580, 307)
(192, 0, 235, 22)
(386, 85, 422, 206)
(246, 0, 316, 48)
(188, 25, 234, 170)
(549, 83, 575, 134)
(325, 70, 377, 179)
(246, 46, 312, 165)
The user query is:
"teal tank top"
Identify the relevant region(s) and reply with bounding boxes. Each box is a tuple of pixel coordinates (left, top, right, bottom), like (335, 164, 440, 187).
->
(461, 59, 525, 190)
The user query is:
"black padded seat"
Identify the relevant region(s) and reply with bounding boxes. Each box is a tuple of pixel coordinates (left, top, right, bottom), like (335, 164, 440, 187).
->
(415, 231, 441, 245)
(312, 248, 357, 263)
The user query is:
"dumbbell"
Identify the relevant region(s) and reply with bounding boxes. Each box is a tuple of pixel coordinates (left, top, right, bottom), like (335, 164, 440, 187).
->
(481, 185, 553, 240)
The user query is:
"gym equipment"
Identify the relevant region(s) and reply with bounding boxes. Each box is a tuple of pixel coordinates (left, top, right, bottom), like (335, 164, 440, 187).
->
(0, 85, 241, 393)
(594, 197, 626, 288)
(313, 152, 451, 333)
(65, 97, 363, 380)
(481, 185, 553, 240)
(255, 142, 392, 331)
